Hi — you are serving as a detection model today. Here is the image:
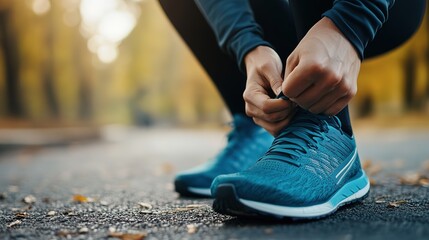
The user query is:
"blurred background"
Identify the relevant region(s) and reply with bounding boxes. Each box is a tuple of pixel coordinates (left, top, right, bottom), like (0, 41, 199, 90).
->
(0, 0, 428, 146)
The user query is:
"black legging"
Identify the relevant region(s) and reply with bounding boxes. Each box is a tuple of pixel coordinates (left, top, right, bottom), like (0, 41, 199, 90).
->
(159, 0, 426, 133)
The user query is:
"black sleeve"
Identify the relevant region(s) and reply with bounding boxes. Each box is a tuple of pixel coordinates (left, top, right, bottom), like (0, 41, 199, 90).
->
(322, 0, 396, 60)
(194, 0, 273, 71)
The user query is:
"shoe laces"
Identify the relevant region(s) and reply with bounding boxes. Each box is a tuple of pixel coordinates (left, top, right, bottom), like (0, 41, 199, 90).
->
(262, 112, 341, 167)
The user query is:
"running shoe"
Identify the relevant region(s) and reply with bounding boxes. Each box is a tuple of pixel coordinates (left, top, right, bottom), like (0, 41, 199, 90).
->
(174, 114, 274, 197)
(212, 109, 370, 219)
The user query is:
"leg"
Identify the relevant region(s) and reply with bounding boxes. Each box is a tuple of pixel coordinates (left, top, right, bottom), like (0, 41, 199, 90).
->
(211, 0, 425, 219)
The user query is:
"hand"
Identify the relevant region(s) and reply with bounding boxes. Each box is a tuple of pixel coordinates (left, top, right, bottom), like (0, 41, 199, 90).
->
(243, 46, 296, 136)
(282, 17, 361, 116)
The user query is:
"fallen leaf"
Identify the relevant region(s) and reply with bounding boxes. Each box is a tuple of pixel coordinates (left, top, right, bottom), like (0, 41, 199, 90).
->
(7, 220, 22, 228)
(79, 227, 89, 234)
(185, 204, 208, 209)
(399, 173, 429, 187)
(108, 232, 147, 240)
(419, 178, 429, 187)
(140, 210, 153, 214)
(375, 196, 389, 204)
(362, 160, 382, 177)
(56, 229, 73, 237)
(15, 212, 29, 219)
(73, 194, 93, 203)
(47, 211, 56, 216)
(187, 224, 197, 234)
(137, 202, 152, 210)
(388, 200, 408, 208)
(23, 195, 36, 204)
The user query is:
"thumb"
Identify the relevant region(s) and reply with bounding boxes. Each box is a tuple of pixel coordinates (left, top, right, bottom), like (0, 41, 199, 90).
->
(282, 55, 299, 95)
(262, 63, 283, 96)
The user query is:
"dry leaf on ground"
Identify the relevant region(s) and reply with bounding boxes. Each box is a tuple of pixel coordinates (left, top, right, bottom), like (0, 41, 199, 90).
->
(185, 204, 209, 209)
(361, 160, 382, 185)
(47, 211, 56, 216)
(15, 212, 29, 219)
(7, 220, 22, 228)
(187, 224, 197, 234)
(56, 229, 74, 237)
(73, 194, 94, 203)
(22, 195, 36, 204)
(108, 232, 147, 240)
(388, 200, 408, 208)
(79, 227, 89, 234)
(137, 202, 152, 210)
(375, 196, 389, 204)
(399, 173, 429, 187)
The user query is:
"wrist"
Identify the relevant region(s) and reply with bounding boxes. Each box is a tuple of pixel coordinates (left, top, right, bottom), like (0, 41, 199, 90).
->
(244, 46, 277, 71)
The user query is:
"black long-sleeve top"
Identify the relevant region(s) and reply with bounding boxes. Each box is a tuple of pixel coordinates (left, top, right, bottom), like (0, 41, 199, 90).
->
(194, 0, 396, 70)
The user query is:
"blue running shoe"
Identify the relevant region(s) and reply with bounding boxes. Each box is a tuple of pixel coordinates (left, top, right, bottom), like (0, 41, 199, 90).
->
(211, 109, 370, 219)
(174, 114, 274, 197)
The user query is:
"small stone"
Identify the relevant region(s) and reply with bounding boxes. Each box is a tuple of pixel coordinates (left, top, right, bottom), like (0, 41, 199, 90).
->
(99, 200, 109, 206)
(108, 227, 116, 233)
(47, 211, 56, 216)
(79, 227, 89, 234)
(23, 195, 36, 204)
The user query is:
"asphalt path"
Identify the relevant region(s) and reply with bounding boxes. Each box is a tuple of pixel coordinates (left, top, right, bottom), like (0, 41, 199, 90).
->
(1, 127, 429, 239)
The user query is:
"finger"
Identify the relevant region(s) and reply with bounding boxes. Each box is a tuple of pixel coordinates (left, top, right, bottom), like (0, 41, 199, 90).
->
(307, 90, 344, 114)
(253, 116, 294, 137)
(243, 90, 293, 114)
(282, 60, 322, 98)
(291, 79, 338, 110)
(323, 96, 350, 116)
(246, 102, 292, 122)
(262, 67, 284, 96)
(284, 54, 299, 81)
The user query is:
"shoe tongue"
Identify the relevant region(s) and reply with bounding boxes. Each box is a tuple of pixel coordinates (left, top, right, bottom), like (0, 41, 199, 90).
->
(232, 114, 257, 129)
(291, 108, 341, 129)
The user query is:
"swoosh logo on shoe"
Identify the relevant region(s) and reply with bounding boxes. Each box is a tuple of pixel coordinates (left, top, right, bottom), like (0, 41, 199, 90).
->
(335, 149, 358, 185)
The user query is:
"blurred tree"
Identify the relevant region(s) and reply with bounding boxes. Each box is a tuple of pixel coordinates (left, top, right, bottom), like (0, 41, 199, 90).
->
(0, 0, 23, 117)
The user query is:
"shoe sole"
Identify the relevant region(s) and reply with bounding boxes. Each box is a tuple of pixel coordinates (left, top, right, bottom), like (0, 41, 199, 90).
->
(174, 180, 212, 198)
(213, 170, 370, 220)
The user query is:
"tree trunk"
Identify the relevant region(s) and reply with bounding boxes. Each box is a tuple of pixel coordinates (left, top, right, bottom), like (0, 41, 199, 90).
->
(0, 9, 23, 117)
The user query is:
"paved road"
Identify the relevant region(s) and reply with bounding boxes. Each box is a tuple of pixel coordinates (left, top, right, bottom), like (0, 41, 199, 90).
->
(0, 127, 429, 239)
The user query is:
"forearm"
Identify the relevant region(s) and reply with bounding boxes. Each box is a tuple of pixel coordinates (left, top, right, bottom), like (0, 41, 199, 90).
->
(194, 0, 272, 71)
